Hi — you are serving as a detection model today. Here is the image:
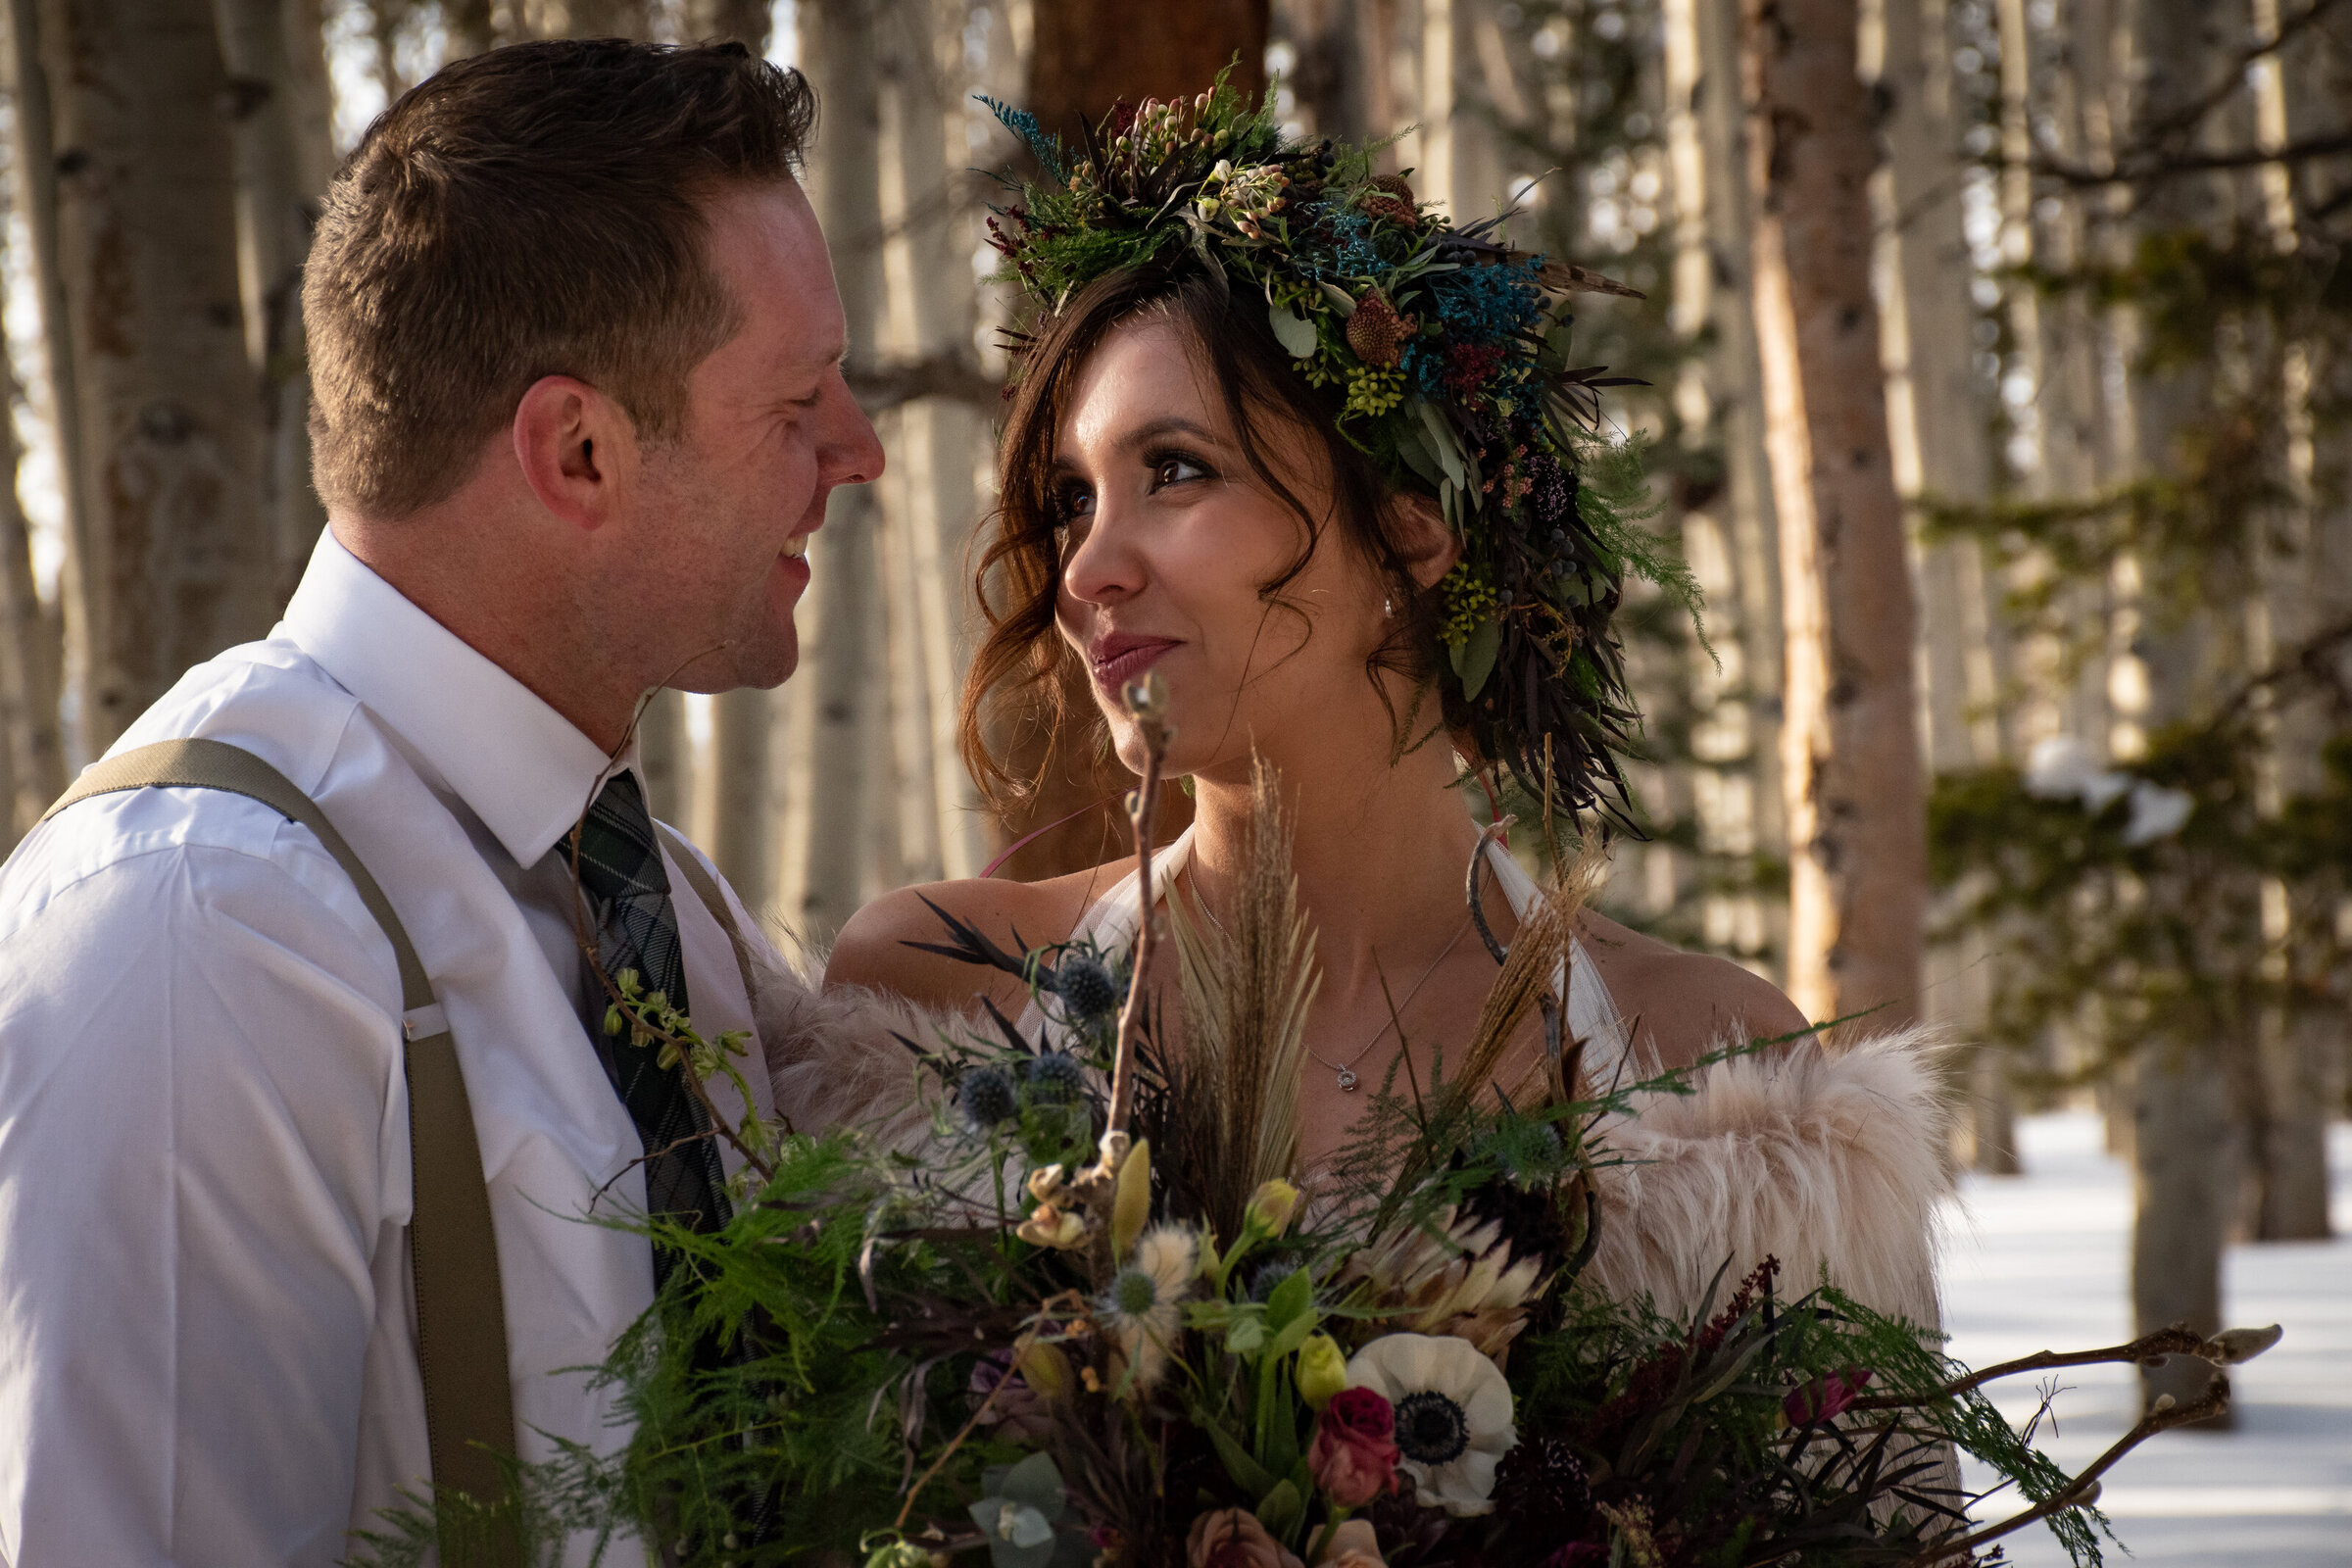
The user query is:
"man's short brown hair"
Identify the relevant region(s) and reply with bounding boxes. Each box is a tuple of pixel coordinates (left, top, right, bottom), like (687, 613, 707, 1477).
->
(304, 40, 816, 520)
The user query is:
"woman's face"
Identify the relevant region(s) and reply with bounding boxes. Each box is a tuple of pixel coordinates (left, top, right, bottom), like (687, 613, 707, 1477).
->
(1051, 316, 1401, 780)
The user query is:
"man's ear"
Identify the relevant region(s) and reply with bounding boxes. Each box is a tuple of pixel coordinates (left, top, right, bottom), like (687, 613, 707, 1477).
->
(513, 374, 638, 533)
(1390, 491, 1462, 588)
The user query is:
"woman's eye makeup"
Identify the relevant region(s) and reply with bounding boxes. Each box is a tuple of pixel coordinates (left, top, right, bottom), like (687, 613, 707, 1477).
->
(1147, 448, 1215, 489)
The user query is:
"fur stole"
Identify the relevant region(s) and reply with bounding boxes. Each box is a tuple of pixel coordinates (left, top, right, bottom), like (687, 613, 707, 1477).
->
(741, 929, 1956, 1343)
(741, 928, 942, 1150)
(1582, 1028, 1955, 1334)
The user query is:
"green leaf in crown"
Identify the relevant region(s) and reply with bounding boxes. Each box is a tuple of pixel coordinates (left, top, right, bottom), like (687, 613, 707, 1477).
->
(977, 67, 1701, 833)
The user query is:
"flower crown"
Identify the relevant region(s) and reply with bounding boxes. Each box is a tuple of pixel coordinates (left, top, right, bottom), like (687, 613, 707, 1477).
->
(981, 74, 1699, 829)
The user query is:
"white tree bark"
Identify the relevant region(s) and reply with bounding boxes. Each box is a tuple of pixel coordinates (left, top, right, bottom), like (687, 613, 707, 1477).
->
(40, 0, 272, 753)
(1869, 0, 2015, 1168)
(778, 0, 887, 937)
(878, 0, 987, 882)
(213, 0, 334, 605)
(1744, 0, 1929, 1030)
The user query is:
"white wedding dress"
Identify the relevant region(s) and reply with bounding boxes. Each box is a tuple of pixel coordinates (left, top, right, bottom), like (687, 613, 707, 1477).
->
(1012, 824, 1635, 1090)
(988, 822, 1951, 1344)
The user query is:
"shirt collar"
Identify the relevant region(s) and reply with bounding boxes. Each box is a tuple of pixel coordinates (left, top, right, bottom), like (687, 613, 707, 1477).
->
(278, 530, 635, 866)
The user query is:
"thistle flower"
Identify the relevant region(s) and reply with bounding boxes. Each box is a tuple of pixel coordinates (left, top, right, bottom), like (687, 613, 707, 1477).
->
(1345, 1334, 1516, 1516)
(1100, 1222, 1198, 1391)
(1027, 1051, 1087, 1102)
(960, 1065, 1019, 1130)
(1048, 956, 1121, 1022)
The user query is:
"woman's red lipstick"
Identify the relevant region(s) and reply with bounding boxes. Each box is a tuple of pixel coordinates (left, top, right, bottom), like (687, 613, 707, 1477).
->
(1089, 632, 1180, 693)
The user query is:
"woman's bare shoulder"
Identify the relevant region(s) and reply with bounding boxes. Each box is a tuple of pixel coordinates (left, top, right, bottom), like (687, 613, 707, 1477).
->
(824, 860, 1137, 1012)
(1574, 911, 1812, 1070)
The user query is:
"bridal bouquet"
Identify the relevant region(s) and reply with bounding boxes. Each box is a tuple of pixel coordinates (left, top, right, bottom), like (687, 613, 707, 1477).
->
(359, 683, 2278, 1568)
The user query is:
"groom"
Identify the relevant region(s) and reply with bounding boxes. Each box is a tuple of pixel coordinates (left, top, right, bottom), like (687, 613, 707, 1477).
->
(0, 40, 884, 1565)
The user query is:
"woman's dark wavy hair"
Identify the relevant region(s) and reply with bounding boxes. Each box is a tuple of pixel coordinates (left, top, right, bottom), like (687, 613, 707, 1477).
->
(958, 264, 1469, 814)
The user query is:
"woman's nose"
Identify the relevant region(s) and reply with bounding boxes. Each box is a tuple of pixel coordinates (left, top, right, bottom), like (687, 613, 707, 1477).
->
(1061, 504, 1144, 605)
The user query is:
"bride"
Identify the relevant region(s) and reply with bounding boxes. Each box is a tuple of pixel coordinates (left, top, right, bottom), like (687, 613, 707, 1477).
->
(811, 120, 1949, 1334)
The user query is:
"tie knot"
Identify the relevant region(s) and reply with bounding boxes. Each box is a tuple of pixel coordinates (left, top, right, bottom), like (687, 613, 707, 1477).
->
(561, 770, 667, 907)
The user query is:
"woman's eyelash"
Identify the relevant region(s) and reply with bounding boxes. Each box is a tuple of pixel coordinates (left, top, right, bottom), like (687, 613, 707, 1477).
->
(1145, 447, 1216, 484)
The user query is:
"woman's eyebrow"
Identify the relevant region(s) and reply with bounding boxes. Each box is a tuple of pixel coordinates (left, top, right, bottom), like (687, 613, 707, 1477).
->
(1114, 416, 1221, 452)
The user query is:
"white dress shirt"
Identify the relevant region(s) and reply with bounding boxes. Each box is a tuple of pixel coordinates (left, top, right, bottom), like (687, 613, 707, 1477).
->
(0, 532, 773, 1566)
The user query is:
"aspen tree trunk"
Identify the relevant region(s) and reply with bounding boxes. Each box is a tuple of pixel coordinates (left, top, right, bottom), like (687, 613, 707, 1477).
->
(636, 687, 691, 828)
(0, 361, 62, 838)
(446, 0, 498, 54)
(1695, 0, 1790, 976)
(2243, 0, 2333, 1243)
(999, 0, 1262, 880)
(41, 0, 271, 753)
(1416, 0, 1517, 227)
(879, 0, 987, 881)
(1281, 0, 1368, 142)
(777, 0, 886, 933)
(683, 0, 770, 49)
(1742, 0, 1927, 1029)
(1872, 0, 2015, 1167)
(2123, 0, 2250, 1422)
(4, 0, 85, 783)
(213, 0, 334, 605)
(706, 686, 773, 910)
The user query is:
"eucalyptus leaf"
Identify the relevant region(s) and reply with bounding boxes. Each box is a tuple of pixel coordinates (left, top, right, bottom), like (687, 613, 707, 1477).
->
(1414, 398, 1466, 489)
(1393, 420, 1443, 487)
(998, 1451, 1067, 1519)
(1318, 280, 1357, 317)
(1268, 302, 1319, 359)
(1459, 616, 1502, 700)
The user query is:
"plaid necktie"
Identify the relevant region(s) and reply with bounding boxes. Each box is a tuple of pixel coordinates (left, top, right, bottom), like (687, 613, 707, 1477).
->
(561, 769, 732, 1283)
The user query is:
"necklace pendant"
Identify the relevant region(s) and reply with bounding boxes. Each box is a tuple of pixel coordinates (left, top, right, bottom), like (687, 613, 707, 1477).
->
(1336, 1066, 1359, 1092)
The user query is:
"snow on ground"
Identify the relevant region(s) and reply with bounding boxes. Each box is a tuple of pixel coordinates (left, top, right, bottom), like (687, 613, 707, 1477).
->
(1939, 1112, 2352, 1567)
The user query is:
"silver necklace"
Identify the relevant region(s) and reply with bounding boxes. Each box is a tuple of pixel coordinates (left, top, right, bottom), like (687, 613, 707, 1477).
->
(1188, 876, 1473, 1091)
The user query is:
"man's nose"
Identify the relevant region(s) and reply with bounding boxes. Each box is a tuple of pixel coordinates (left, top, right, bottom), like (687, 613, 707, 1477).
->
(820, 374, 885, 487)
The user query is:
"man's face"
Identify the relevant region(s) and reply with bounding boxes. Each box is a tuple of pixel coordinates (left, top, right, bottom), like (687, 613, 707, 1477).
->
(624, 179, 882, 693)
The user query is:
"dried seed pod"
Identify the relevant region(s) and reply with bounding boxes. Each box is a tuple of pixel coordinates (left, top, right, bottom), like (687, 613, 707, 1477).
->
(1347, 290, 1414, 368)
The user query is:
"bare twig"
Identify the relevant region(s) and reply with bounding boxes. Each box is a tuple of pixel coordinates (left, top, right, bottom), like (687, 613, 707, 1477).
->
(1097, 673, 1174, 1167)
(1902, 1374, 2232, 1566)
(890, 1292, 1084, 1533)
(1846, 1324, 2213, 1413)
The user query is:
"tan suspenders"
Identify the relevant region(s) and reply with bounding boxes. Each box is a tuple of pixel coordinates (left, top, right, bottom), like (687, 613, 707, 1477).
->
(40, 737, 760, 1529)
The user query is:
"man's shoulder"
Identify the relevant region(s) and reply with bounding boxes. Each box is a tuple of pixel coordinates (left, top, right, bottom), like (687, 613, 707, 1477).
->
(0, 638, 390, 940)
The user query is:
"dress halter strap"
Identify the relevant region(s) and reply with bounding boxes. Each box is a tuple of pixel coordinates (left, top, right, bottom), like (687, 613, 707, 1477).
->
(1014, 825, 1632, 1085)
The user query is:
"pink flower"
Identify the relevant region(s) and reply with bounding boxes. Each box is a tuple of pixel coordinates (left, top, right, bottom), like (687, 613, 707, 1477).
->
(1308, 1387, 1401, 1508)
(1186, 1508, 1303, 1568)
(1312, 1519, 1388, 1568)
(1783, 1367, 1874, 1426)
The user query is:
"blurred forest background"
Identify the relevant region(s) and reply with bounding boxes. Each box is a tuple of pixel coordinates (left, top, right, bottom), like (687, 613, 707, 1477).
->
(0, 0, 2346, 1422)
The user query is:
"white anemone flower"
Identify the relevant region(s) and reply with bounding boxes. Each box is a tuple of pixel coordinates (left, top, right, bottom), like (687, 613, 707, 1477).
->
(1098, 1222, 1198, 1391)
(1345, 1332, 1516, 1515)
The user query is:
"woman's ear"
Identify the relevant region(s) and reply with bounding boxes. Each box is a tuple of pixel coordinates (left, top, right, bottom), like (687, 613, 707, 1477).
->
(1390, 492, 1462, 588)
